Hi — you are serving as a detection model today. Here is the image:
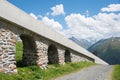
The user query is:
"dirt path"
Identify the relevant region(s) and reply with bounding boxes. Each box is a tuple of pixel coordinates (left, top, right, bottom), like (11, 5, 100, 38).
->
(54, 65, 113, 80)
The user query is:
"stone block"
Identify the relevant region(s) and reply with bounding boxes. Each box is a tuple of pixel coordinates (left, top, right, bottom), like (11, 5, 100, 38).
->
(11, 34, 17, 40)
(9, 64, 16, 71)
(0, 29, 6, 32)
(0, 59, 2, 62)
(37, 62, 43, 66)
(37, 50, 42, 53)
(3, 63, 9, 68)
(37, 53, 44, 56)
(1, 32, 6, 36)
(0, 68, 5, 72)
(8, 52, 14, 55)
(9, 46, 15, 51)
(0, 47, 2, 51)
(0, 52, 2, 56)
(1, 45, 8, 49)
(8, 39, 16, 44)
(4, 50, 9, 53)
(3, 54, 9, 58)
(0, 56, 2, 60)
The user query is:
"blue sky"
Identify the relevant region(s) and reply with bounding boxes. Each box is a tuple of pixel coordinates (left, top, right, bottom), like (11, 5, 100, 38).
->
(8, 0, 120, 42)
(8, 0, 119, 15)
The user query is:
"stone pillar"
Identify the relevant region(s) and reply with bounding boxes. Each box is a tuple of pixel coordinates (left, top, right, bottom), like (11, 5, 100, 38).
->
(20, 34, 38, 66)
(0, 29, 17, 73)
(0, 46, 2, 72)
(58, 47, 65, 65)
(22, 49, 37, 66)
(36, 41, 48, 68)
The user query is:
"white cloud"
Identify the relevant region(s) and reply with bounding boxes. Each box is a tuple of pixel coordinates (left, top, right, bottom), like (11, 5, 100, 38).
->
(84, 10, 89, 17)
(51, 4, 65, 16)
(38, 14, 43, 19)
(42, 16, 63, 31)
(29, 13, 38, 19)
(64, 12, 120, 41)
(29, 4, 120, 42)
(101, 4, 120, 12)
(46, 12, 50, 16)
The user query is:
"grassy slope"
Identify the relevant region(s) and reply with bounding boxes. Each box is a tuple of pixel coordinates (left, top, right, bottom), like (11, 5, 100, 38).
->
(112, 65, 120, 80)
(0, 62, 95, 80)
(0, 42, 95, 80)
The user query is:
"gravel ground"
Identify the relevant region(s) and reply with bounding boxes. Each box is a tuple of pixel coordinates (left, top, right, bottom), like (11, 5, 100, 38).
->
(54, 65, 113, 80)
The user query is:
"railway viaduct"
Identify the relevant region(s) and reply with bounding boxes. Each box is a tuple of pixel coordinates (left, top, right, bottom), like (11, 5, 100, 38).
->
(0, 0, 108, 73)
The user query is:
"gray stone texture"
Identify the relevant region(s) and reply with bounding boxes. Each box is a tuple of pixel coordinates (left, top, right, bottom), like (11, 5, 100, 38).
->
(36, 41, 48, 67)
(71, 51, 94, 63)
(57, 47, 65, 65)
(0, 28, 17, 73)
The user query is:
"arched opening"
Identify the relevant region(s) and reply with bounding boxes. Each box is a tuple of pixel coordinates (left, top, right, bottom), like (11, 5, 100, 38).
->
(65, 50, 71, 62)
(47, 44, 59, 64)
(16, 34, 37, 67)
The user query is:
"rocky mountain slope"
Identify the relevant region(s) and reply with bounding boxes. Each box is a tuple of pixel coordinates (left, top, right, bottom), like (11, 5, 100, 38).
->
(69, 37, 93, 49)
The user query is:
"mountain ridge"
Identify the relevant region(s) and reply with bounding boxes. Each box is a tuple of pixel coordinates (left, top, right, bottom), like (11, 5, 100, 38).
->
(88, 37, 120, 64)
(69, 37, 93, 49)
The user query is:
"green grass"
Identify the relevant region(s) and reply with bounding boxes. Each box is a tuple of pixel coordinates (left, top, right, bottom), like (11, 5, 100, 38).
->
(0, 62, 95, 80)
(15, 41, 23, 62)
(15, 41, 23, 67)
(0, 42, 95, 80)
(112, 65, 120, 80)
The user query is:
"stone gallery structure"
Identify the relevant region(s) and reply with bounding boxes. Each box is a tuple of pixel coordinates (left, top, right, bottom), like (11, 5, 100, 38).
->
(0, 0, 108, 73)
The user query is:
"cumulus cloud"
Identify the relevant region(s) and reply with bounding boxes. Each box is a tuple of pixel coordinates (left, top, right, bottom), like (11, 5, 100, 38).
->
(29, 4, 120, 42)
(51, 4, 65, 16)
(101, 4, 120, 12)
(64, 12, 120, 41)
(42, 16, 63, 31)
(29, 13, 38, 19)
(29, 12, 63, 32)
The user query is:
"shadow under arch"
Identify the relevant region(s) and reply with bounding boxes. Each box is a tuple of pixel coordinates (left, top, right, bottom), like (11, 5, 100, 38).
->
(65, 50, 71, 62)
(47, 44, 59, 64)
(16, 34, 37, 67)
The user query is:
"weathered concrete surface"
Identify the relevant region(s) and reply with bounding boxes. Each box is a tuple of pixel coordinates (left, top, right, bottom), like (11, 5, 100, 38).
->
(0, 0, 108, 65)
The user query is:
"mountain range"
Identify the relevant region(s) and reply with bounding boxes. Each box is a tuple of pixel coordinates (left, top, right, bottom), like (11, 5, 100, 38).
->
(88, 37, 120, 64)
(70, 36, 120, 64)
(69, 37, 93, 49)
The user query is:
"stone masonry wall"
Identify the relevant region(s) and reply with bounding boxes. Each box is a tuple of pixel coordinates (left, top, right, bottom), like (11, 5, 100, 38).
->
(0, 29, 17, 73)
(71, 51, 94, 62)
(57, 47, 65, 65)
(0, 19, 94, 74)
(20, 34, 38, 66)
(36, 41, 48, 67)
